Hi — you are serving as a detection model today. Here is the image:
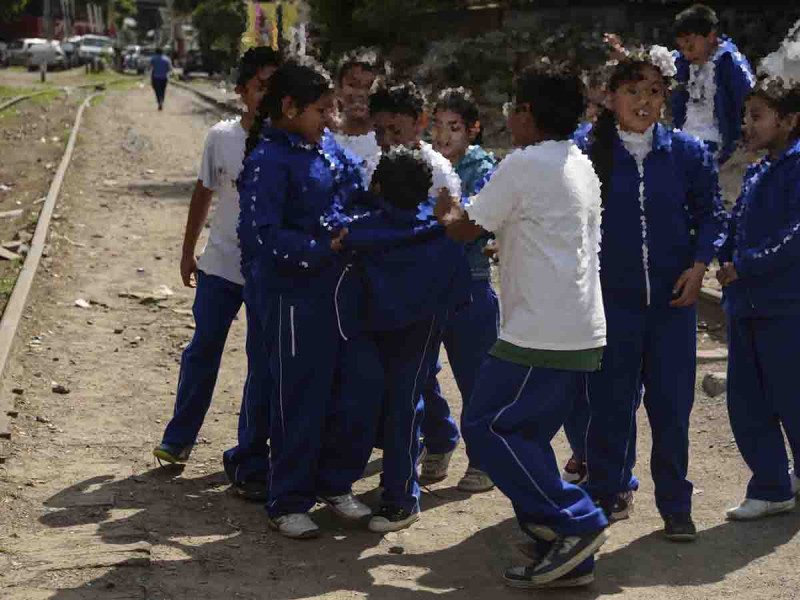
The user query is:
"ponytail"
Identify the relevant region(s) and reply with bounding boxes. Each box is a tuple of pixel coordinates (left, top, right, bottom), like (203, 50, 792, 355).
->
(589, 108, 617, 205)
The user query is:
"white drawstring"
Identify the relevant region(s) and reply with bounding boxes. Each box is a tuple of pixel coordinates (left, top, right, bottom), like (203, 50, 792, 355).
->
(334, 264, 351, 341)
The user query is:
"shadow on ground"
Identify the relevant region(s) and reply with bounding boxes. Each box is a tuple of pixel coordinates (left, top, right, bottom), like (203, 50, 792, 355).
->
(32, 467, 800, 599)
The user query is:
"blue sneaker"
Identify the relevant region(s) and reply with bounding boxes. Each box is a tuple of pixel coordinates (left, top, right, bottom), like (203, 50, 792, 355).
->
(153, 443, 191, 465)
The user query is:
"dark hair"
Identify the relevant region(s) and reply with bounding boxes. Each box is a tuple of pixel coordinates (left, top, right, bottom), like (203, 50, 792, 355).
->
(245, 58, 333, 156)
(155, 47, 163, 54)
(368, 81, 426, 119)
(589, 59, 668, 204)
(373, 146, 433, 211)
(515, 62, 585, 139)
(749, 76, 800, 139)
(674, 3, 719, 37)
(434, 86, 483, 145)
(236, 46, 281, 87)
(337, 47, 379, 84)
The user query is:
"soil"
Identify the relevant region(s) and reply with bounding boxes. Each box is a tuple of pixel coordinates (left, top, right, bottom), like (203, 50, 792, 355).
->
(0, 84, 797, 600)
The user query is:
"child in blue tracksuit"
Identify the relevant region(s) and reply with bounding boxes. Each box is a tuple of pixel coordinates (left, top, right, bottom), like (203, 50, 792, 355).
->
(153, 49, 280, 502)
(718, 79, 800, 521)
(579, 52, 727, 541)
(437, 65, 609, 589)
(419, 87, 499, 492)
(332, 147, 471, 532)
(237, 58, 373, 540)
(671, 3, 755, 163)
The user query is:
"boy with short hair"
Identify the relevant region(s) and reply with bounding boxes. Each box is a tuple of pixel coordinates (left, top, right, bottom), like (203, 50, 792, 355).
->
(154, 48, 281, 502)
(435, 63, 609, 588)
(149, 47, 172, 111)
(672, 3, 755, 163)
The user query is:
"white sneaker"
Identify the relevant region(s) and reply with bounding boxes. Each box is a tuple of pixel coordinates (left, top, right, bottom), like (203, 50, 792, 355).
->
(420, 450, 453, 483)
(725, 497, 796, 521)
(457, 467, 495, 492)
(268, 513, 320, 539)
(791, 470, 800, 497)
(320, 493, 372, 520)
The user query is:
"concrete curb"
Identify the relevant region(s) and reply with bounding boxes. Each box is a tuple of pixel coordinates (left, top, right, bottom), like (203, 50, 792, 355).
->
(0, 90, 51, 112)
(0, 92, 101, 439)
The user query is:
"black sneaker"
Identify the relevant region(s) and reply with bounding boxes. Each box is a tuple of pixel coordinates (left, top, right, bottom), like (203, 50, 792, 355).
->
(663, 513, 696, 542)
(505, 561, 595, 589)
(231, 480, 269, 502)
(505, 529, 608, 586)
(598, 490, 634, 522)
(368, 505, 420, 533)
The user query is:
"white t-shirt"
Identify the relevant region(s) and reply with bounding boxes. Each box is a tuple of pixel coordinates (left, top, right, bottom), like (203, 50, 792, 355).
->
(466, 140, 606, 351)
(196, 118, 247, 286)
(683, 56, 721, 144)
(333, 131, 381, 185)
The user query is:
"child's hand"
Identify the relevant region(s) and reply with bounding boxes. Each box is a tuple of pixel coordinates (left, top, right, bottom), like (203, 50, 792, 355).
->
(483, 239, 499, 262)
(434, 187, 464, 225)
(180, 252, 198, 288)
(330, 228, 349, 252)
(716, 262, 739, 287)
(604, 33, 628, 61)
(670, 262, 706, 307)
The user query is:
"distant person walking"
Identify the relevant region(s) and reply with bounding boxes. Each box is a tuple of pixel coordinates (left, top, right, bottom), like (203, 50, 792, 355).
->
(150, 48, 172, 111)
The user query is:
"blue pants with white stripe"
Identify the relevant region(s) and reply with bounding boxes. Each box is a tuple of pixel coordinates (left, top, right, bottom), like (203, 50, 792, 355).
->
(463, 356, 608, 536)
(421, 279, 499, 459)
(376, 313, 446, 512)
(586, 300, 696, 516)
(264, 291, 372, 517)
(727, 315, 800, 502)
(162, 272, 265, 458)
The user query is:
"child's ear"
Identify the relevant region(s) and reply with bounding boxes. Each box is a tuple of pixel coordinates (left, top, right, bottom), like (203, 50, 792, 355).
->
(417, 112, 429, 134)
(468, 120, 481, 143)
(281, 96, 298, 119)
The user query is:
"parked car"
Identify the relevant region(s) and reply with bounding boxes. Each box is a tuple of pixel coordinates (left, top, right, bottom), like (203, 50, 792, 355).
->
(0, 41, 8, 67)
(26, 41, 67, 71)
(77, 35, 114, 65)
(61, 36, 83, 68)
(182, 49, 220, 77)
(135, 46, 155, 74)
(7, 38, 46, 66)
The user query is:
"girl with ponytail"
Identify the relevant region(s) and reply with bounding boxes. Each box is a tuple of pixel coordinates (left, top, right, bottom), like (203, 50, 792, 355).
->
(237, 57, 371, 540)
(578, 49, 727, 542)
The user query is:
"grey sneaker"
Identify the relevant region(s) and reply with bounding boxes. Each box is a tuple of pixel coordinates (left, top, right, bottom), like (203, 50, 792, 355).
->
(320, 493, 372, 520)
(420, 450, 453, 483)
(457, 466, 494, 492)
(267, 513, 320, 539)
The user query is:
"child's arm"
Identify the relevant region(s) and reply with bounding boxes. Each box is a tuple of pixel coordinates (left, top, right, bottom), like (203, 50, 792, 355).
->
(242, 159, 339, 272)
(733, 178, 800, 280)
(671, 143, 728, 307)
(718, 53, 756, 163)
(344, 218, 443, 250)
(180, 181, 214, 287)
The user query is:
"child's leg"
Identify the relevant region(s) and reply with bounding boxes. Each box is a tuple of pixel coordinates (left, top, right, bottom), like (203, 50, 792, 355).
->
(223, 300, 272, 486)
(444, 279, 499, 467)
(266, 293, 338, 518)
(161, 271, 242, 449)
(463, 356, 607, 535)
(378, 314, 445, 512)
(728, 317, 793, 501)
(641, 305, 696, 516)
(562, 380, 590, 462)
(316, 334, 384, 495)
(585, 301, 645, 503)
(420, 359, 460, 455)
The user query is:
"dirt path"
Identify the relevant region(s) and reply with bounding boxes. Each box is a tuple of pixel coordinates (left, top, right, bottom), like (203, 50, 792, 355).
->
(0, 85, 798, 600)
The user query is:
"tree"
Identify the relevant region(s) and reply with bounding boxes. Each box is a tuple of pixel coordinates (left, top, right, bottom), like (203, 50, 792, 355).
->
(0, 0, 31, 22)
(192, 0, 247, 72)
(110, 0, 135, 29)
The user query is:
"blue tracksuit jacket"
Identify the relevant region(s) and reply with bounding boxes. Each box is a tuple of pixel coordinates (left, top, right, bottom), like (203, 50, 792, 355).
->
(672, 36, 755, 164)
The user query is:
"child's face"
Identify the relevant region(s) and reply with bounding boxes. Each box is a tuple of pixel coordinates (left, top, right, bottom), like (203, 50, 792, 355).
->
(373, 112, 424, 151)
(287, 92, 335, 144)
(238, 65, 277, 114)
(610, 66, 666, 134)
(432, 109, 473, 164)
(743, 95, 798, 156)
(504, 100, 537, 147)
(675, 32, 718, 65)
(337, 66, 376, 122)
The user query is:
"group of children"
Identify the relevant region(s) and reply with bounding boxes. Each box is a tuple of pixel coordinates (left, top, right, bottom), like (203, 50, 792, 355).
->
(149, 2, 800, 590)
